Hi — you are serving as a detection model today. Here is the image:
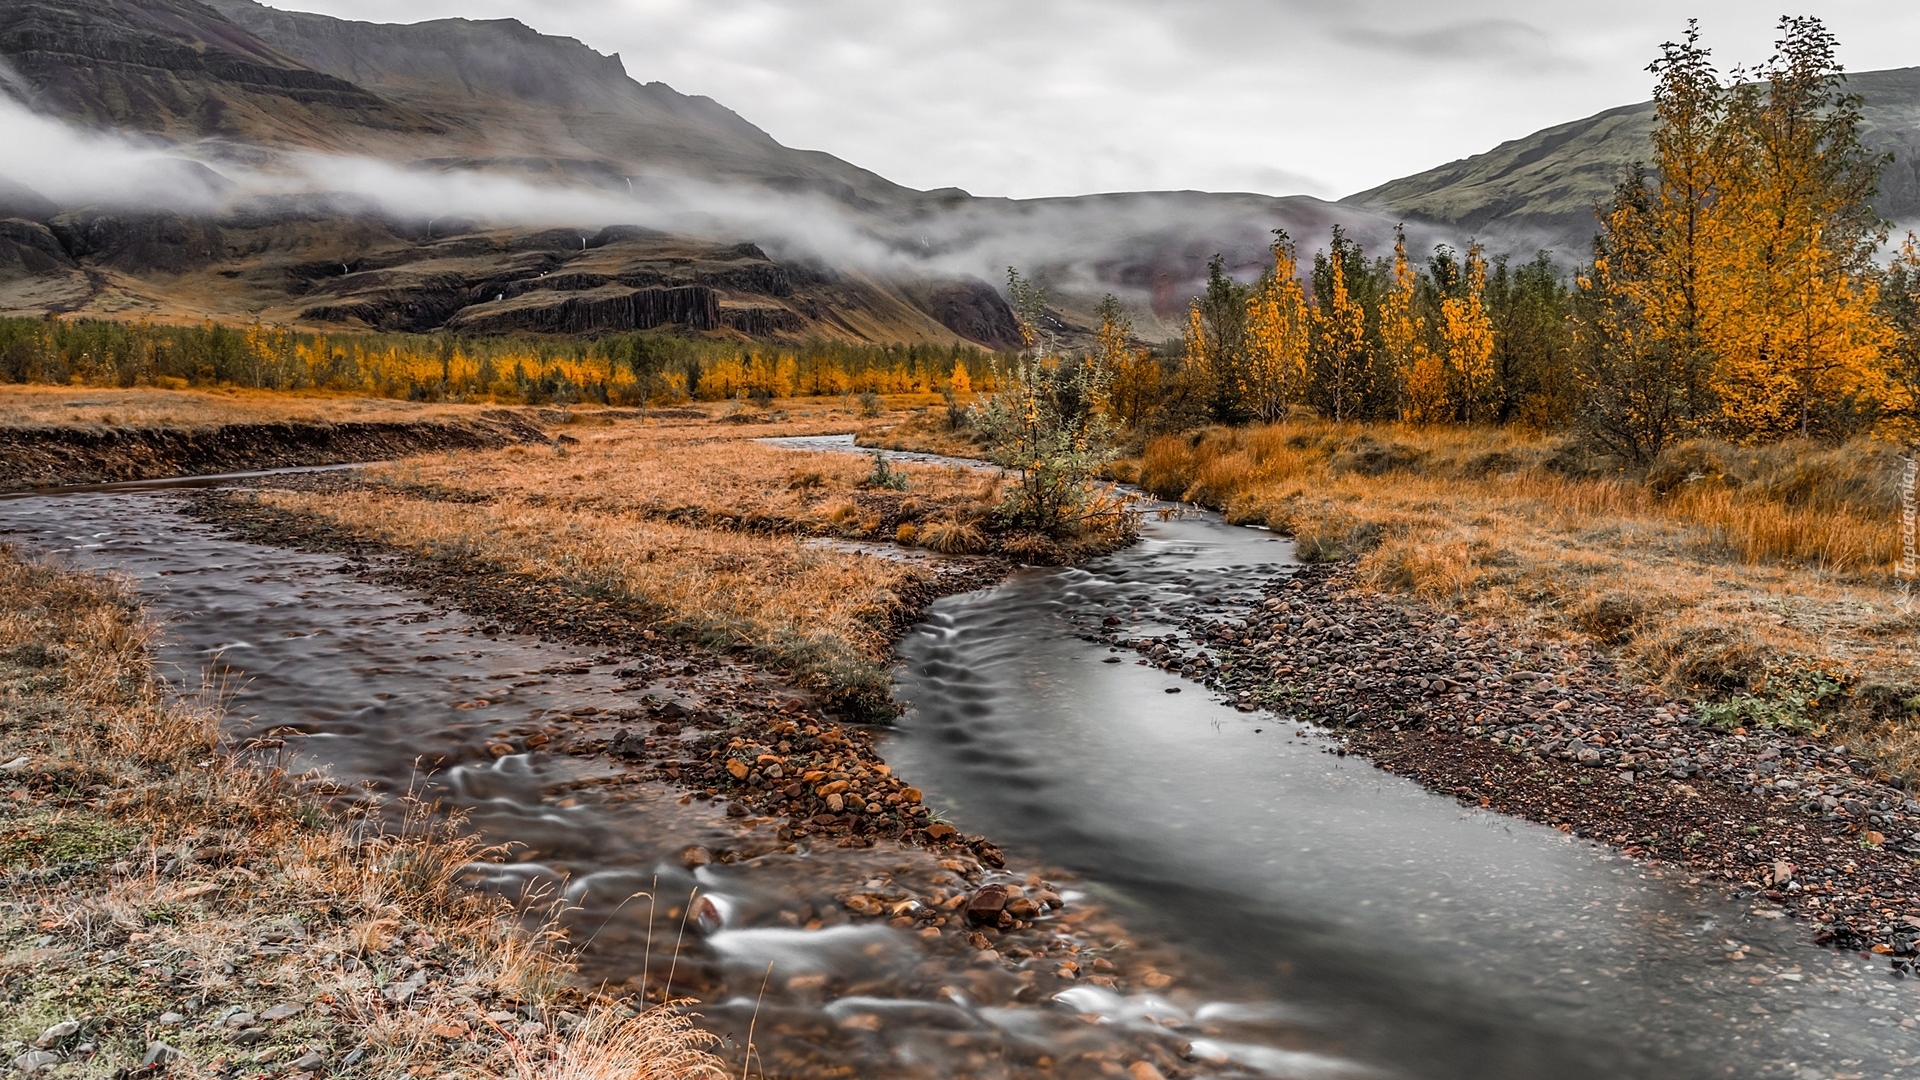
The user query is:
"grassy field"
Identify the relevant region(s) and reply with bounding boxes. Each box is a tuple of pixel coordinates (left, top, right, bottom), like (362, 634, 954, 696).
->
(0, 545, 724, 1078)
(1126, 421, 1920, 780)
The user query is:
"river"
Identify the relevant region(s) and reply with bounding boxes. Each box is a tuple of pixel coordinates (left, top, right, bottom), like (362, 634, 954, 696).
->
(2, 451, 1914, 1079)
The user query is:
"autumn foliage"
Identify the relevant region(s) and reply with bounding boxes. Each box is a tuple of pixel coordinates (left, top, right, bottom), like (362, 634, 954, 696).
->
(1124, 17, 1916, 460)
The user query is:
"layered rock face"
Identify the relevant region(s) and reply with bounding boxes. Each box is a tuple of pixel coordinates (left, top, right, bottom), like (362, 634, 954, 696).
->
(0, 0, 438, 146)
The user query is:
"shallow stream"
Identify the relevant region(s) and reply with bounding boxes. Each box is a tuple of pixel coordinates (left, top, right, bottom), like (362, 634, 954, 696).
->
(2, 450, 1915, 1079)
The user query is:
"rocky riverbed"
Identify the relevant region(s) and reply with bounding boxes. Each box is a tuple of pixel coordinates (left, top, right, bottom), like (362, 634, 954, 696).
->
(1096, 561, 1920, 962)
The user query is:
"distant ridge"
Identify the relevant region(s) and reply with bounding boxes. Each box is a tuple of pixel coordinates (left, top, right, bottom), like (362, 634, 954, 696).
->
(1345, 66, 1920, 254)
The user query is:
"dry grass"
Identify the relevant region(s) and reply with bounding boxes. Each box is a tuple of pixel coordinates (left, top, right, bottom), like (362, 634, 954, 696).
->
(1127, 420, 1920, 781)
(0, 545, 724, 1077)
(225, 410, 1030, 718)
(856, 407, 990, 459)
(483, 1006, 726, 1080)
(379, 414, 1000, 538)
(247, 483, 931, 714)
(0, 384, 512, 430)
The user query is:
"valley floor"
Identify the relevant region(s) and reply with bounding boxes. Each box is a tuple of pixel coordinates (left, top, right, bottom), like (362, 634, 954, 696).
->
(5, 385, 1919, 1061)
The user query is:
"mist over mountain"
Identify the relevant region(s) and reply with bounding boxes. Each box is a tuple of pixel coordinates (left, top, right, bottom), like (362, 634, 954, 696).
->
(1, 0, 1916, 346)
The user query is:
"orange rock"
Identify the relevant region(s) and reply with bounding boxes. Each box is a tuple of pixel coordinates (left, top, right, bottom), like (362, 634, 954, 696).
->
(726, 760, 749, 780)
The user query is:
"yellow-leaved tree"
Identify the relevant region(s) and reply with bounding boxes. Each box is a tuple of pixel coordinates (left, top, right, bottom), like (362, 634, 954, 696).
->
(1437, 242, 1496, 423)
(1702, 16, 1891, 441)
(1241, 232, 1311, 423)
(1310, 234, 1368, 422)
(1383, 228, 1444, 422)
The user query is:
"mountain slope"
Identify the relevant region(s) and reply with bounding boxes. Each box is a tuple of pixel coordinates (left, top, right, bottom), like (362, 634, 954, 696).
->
(1347, 66, 1920, 253)
(0, 0, 440, 150)
(198, 0, 922, 210)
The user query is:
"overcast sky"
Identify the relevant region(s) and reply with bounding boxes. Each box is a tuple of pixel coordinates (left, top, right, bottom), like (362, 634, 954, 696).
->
(276, 1, 1920, 201)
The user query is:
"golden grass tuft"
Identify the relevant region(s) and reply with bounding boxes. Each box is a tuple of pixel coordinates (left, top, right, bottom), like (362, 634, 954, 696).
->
(918, 517, 987, 555)
(485, 1004, 728, 1080)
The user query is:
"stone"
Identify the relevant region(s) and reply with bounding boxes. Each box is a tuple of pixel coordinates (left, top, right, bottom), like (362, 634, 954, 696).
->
(692, 895, 725, 934)
(382, 970, 429, 1004)
(1006, 896, 1041, 920)
(221, 1011, 257, 1029)
(140, 1042, 180, 1069)
(11, 1051, 59, 1073)
(1127, 1062, 1168, 1080)
(965, 884, 1010, 927)
(261, 1003, 304, 1022)
(680, 845, 713, 868)
(35, 1020, 79, 1047)
(232, 1028, 266, 1046)
(290, 1052, 327, 1071)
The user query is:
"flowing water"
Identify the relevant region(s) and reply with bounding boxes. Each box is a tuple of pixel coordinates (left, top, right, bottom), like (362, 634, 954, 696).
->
(3, 453, 1916, 1079)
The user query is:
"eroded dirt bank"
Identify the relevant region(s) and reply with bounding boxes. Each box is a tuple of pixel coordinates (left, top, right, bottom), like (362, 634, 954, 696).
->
(0, 413, 546, 491)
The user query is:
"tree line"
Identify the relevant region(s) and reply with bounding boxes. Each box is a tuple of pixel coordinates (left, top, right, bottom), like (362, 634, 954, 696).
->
(1094, 17, 1920, 462)
(0, 317, 997, 406)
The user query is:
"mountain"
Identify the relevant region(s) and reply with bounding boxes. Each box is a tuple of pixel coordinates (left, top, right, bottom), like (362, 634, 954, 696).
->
(1345, 66, 1920, 255)
(0, 0, 438, 151)
(196, 0, 923, 210)
(19, 0, 1812, 344)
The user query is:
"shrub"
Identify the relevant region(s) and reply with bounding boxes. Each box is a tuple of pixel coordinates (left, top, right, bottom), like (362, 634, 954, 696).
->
(864, 450, 910, 491)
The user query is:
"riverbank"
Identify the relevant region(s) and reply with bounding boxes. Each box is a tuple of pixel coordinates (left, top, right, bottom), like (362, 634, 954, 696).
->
(0, 543, 728, 1078)
(1099, 548, 1920, 960)
(852, 415, 1920, 960)
(1129, 421, 1920, 781)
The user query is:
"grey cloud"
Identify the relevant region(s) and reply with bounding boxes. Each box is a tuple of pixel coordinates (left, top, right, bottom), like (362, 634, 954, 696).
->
(1335, 17, 1572, 68)
(241, 1, 1920, 200)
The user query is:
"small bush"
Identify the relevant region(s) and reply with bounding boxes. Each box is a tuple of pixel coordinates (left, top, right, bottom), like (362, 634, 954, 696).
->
(1698, 661, 1849, 734)
(864, 451, 910, 491)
